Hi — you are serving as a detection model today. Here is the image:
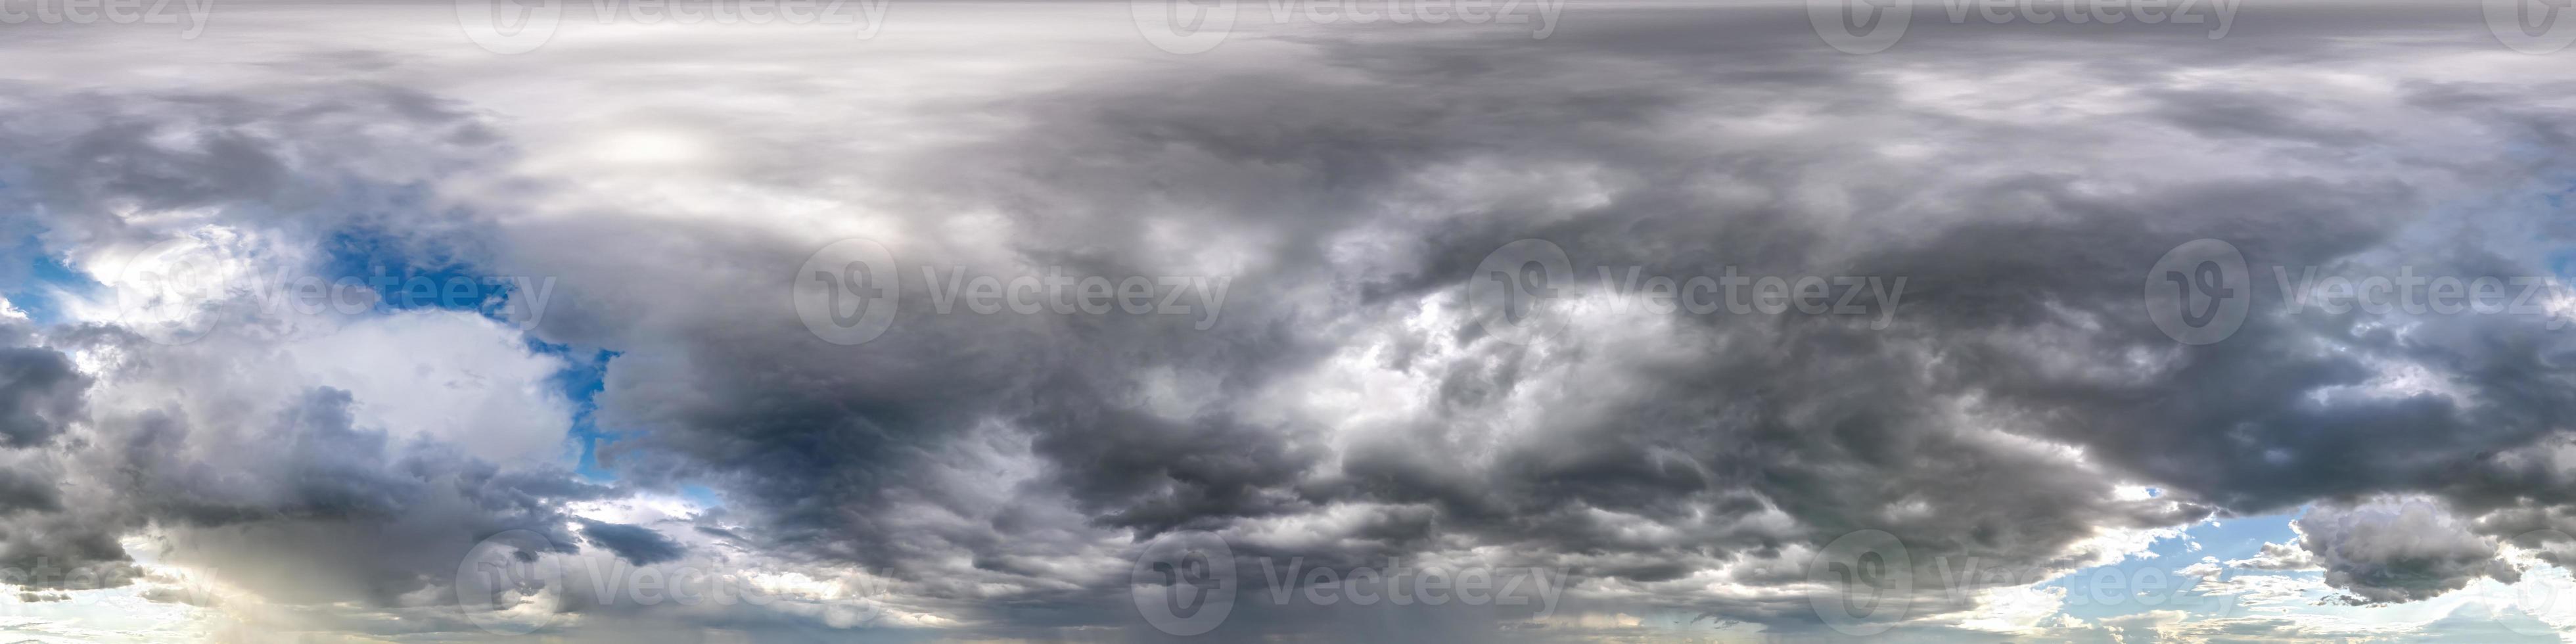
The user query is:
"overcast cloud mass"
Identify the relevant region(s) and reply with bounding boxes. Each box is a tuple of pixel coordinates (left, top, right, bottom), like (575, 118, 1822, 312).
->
(5, 0, 2576, 641)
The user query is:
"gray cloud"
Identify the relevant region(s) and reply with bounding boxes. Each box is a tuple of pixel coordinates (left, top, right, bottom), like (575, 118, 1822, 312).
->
(2298, 497, 2515, 605)
(0, 334, 84, 449)
(580, 518, 687, 566)
(2, 1, 2575, 641)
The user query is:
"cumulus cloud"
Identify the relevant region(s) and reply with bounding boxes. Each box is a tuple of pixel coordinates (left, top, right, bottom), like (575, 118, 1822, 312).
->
(2298, 497, 2516, 605)
(2228, 540, 2322, 572)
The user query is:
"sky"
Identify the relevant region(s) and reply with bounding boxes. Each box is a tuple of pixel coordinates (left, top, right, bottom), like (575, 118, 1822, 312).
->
(4, 0, 2576, 642)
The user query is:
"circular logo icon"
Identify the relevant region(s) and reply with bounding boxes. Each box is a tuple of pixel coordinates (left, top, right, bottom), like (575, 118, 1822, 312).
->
(1808, 0, 1912, 55)
(2144, 239, 2251, 345)
(1808, 530, 1914, 636)
(793, 238, 900, 346)
(1469, 239, 1575, 346)
(1131, 530, 1235, 636)
(2485, 529, 2575, 636)
(457, 0, 563, 55)
(113, 237, 229, 346)
(456, 529, 565, 635)
(1132, 0, 1237, 54)
(2487, 0, 2576, 55)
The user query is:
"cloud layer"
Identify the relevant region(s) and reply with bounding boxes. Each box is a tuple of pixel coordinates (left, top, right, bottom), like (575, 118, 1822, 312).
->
(4, 1, 2576, 641)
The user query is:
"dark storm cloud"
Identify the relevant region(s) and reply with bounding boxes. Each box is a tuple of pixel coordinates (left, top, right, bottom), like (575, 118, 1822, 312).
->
(0, 336, 85, 448)
(0, 468, 61, 514)
(1844, 210, 2576, 515)
(468, 5, 2576, 635)
(0, 80, 509, 254)
(581, 518, 687, 566)
(0, 321, 100, 588)
(2, 1, 2575, 640)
